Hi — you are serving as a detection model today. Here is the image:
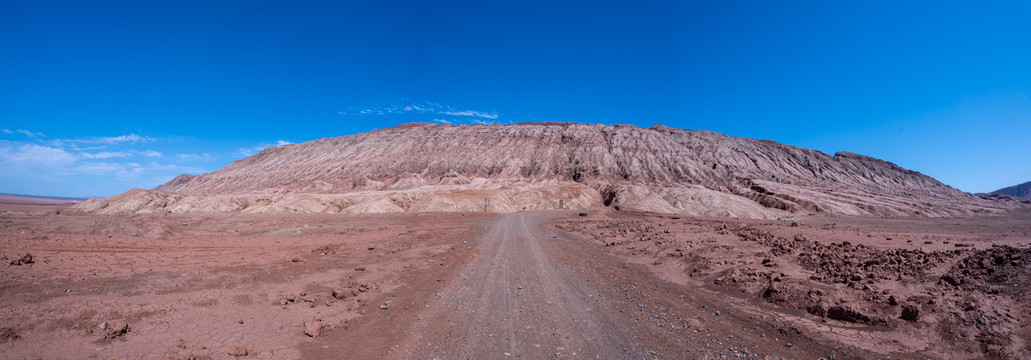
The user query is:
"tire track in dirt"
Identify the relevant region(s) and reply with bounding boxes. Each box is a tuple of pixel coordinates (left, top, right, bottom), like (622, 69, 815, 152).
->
(402, 213, 654, 358)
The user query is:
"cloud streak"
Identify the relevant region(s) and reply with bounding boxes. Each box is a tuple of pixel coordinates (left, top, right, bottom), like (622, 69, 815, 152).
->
(344, 100, 500, 121)
(79, 151, 132, 159)
(1, 129, 45, 137)
(78, 134, 154, 144)
(443, 110, 499, 119)
(136, 150, 163, 158)
(176, 153, 212, 161)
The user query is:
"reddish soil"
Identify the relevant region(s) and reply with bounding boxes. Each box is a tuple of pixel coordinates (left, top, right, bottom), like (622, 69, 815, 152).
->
(0, 207, 487, 359)
(556, 208, 1031, 359)
(2, 202, 1029, 359)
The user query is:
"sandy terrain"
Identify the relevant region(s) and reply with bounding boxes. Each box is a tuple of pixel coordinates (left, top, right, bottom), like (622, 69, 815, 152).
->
(0, 194, 82, 213)
(2, 201, 1029, 359)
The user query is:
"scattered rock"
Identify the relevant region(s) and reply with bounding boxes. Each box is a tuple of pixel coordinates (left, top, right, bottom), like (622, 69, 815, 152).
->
(941, 274, 961, 286)
(354, 266, 366, 271)
(103, 322, 130, 339)
(901, 305, 920, 321)
(827, 305, 876, 324)
(227, 344, 248, 357)
(312, 244, 340, 255)
(303, 317, 325, 337)
(379, 303, 389, 310)
(0, 327, 19, 343)
(331, 288, 352, 299)
(9, 253, 33, 266)
(291, 257, 301, 263)
(790, 221, 800, 227)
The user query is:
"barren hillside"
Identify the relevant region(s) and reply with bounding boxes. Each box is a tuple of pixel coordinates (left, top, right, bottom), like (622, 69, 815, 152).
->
(78, 122, 1009, 217)
(992, 181, 1031, 200)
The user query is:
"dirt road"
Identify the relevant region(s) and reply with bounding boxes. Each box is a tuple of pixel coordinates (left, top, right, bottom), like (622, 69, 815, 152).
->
(308, 212, 859, 359)
(408, 212, 634, 358)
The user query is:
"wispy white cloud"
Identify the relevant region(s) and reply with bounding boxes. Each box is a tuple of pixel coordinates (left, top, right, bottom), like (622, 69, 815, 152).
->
(146, 161, 206, 173)
(59, 133, 154, 145)
(236, 146, 263, 158)
(344, 100, 500, 122)
(0, 132, 221, 197)
(176, 153, 212, 161)
(6, 129, 46, 138)
(0, 132, 209, 190)
(443, 110, 499, 119)
(79, 151, 132, 159)
(70, 161, 126, 175)
(136, 149, 163, 158)
(431, 118, 454, 125)
(61, 160, 205, 181)
(116, 167, 146, 181)
(0, 143, 78, 175)
(93, 134, 153, 144)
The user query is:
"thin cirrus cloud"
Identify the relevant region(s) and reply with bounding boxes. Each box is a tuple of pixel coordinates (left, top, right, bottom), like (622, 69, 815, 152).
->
(70, 133, 154, 144)
(443, 110, 499, 119)
(135, 150, 163, 158)
(176, 153, 212, 161)
(2, 129, 46, 137)
(78, 151, 133, 159)
(342, 100, 500, 122)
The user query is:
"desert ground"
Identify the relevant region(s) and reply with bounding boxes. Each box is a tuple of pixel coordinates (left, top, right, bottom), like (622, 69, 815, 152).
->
(2, 196, 1029, 359)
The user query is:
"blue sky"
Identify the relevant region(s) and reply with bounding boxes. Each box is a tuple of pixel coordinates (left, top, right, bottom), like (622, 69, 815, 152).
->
(2, 1, 1029, 197)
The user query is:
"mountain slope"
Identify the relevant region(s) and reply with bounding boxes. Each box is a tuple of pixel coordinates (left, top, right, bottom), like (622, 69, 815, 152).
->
(78, 122, 1009, 217)
(991, 181, 1031, 200)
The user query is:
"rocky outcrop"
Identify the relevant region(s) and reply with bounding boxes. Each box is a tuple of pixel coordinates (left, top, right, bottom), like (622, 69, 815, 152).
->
(78, 122, 1012, 217)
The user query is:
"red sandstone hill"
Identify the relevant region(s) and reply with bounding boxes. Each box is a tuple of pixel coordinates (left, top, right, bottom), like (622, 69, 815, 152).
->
(77, 123, 1013, 218)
